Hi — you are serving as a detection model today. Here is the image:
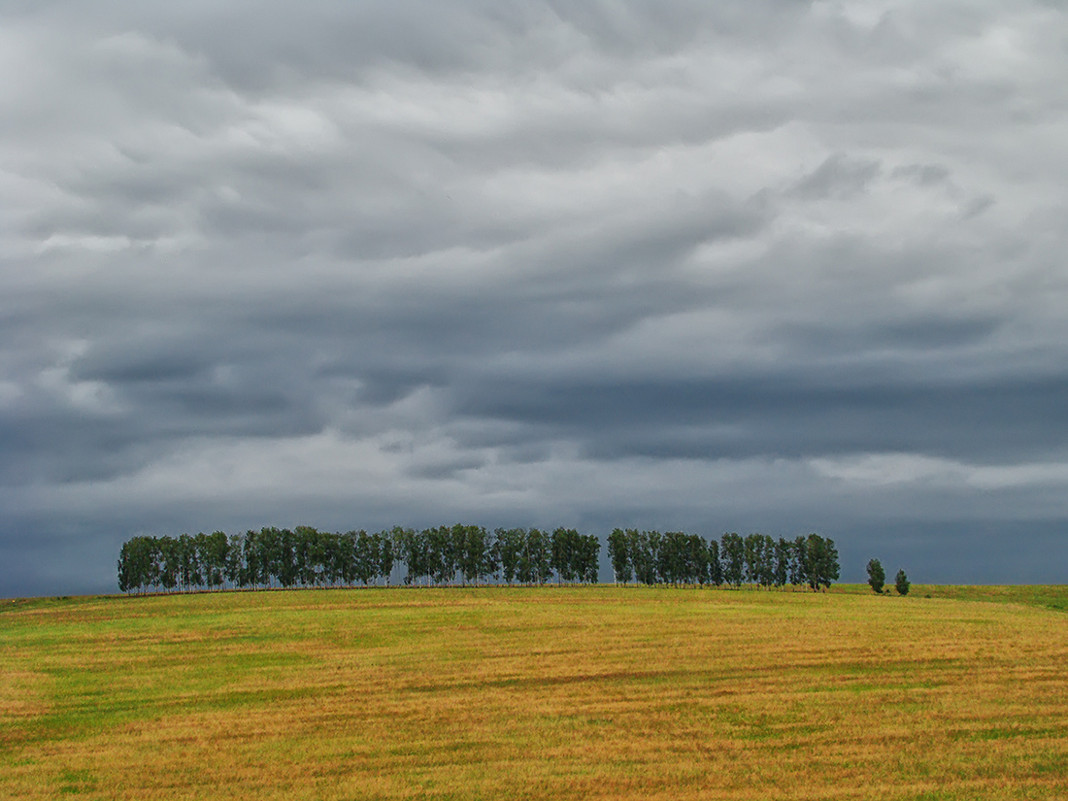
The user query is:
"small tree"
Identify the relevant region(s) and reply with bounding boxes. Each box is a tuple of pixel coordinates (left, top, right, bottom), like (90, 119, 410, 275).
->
(895, 569, 910, 596)
(866, 558, 886, 594)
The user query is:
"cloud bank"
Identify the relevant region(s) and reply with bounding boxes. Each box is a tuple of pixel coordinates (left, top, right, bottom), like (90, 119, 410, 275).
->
(3, 0, 1068, 595)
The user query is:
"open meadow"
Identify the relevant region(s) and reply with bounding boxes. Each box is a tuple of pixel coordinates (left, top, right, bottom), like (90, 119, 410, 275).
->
(2, 585, 1066, 800)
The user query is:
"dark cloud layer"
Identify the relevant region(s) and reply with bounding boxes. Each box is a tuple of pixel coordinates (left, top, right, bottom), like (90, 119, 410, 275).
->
(3, 1, 1068, 596)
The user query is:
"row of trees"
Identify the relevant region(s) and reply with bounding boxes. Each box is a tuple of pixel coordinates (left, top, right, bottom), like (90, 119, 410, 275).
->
(117, 527, 393, 594)
(607, 530, 840, 591)
(116, 525, 601, 594)
(117, 525, 841, 595)
(393, 525, 600, 587)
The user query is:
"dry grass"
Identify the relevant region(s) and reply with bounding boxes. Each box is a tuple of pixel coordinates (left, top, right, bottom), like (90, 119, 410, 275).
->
(1, 585, 1066, 800)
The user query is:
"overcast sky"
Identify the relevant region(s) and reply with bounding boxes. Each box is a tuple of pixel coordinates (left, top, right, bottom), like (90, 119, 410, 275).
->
(3, 1, 1067, 597)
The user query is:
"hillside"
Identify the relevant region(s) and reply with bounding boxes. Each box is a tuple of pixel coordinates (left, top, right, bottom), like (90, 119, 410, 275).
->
(2, 586, 1067, 800)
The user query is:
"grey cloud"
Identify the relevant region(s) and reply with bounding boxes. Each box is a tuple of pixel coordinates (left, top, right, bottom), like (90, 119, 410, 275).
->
(891, 163, 951, 186)
(962, 195, 996, 219)
(70, 340, 211, 384)
(3, 1, 1068, 595)
(450, 371, 1068, 465)
(770, 314, 1002, 359)
(790, 154, 881, 199)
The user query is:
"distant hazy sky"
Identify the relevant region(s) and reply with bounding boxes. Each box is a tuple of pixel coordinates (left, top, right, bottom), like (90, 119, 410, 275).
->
(3, 1, 1067, 596)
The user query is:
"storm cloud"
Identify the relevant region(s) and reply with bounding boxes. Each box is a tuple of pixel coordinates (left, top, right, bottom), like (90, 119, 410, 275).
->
(3, 0, 1068, 596)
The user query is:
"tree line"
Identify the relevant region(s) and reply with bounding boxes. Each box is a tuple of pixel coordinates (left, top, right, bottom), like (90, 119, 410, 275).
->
(117, 525, 839, 595)
(608, 529, 839, 591)
(117, 525, 598, 594)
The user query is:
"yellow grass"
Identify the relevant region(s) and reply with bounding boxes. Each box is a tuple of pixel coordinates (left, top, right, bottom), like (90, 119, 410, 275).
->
(1, 586, 1066, 800)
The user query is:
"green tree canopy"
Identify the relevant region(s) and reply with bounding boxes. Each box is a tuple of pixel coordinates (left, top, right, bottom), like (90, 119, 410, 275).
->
(866, 558, 886, 594)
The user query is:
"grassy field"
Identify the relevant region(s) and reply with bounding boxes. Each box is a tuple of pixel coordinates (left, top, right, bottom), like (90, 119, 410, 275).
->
(2, 585, 1066, 800)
